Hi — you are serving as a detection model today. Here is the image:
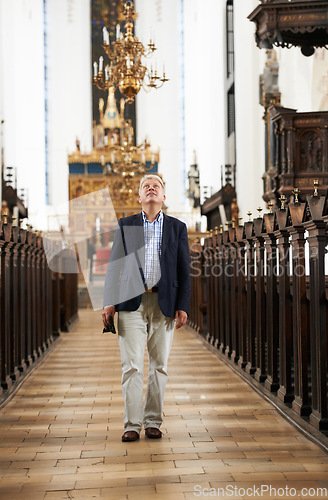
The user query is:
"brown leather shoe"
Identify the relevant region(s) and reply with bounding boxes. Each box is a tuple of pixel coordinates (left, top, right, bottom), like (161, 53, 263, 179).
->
(122, 431, 139, 442)
(145, 427, 162, 439)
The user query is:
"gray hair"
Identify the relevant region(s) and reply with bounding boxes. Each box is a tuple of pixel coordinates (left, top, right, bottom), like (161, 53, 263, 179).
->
(139, 174, 165, 194)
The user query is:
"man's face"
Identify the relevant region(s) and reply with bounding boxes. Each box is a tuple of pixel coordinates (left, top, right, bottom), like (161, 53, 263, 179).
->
(138, 178, 166, 207)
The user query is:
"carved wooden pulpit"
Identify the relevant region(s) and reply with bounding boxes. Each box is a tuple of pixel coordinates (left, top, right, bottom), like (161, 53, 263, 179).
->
(263, 105, 328, 204)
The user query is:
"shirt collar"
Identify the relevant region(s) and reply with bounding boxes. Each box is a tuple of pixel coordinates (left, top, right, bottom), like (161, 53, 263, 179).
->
(142, 210, 163, 223)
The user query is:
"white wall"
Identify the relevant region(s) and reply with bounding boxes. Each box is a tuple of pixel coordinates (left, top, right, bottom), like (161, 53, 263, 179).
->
(0, 0, 92, 230)
(135, 0, 225, 215)
(135, 0, 185, 213)
(183, 0, 225, 197)
(234, 0, 323, 221)
(46, 0, 92, 227)
(1, 0, 46, 222)
(1, 0, 324, 229)
(234, 0, 265, 222)
(0, 0, 4, 207)
(277, 46, 313, 112)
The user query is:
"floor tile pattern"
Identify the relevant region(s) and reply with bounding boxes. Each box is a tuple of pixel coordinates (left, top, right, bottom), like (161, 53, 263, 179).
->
(0, 310, 327, 499)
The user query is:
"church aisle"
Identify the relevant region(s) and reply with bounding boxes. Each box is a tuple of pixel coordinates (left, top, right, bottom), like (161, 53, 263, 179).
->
(0, 309, 327, 500)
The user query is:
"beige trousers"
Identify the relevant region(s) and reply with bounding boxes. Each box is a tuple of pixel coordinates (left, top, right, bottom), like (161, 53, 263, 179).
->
(118, 293, 175, 433)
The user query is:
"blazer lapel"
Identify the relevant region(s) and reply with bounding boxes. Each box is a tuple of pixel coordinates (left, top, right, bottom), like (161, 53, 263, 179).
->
(123, 212, 146, 286)
(161, 214, 172, 260)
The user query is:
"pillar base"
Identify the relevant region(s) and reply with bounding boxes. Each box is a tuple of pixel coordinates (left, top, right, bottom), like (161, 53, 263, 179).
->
(292, 396, 312, 417)
(224, 346, 232, 358)
(18, 360, 27, 373)
(1, 376, 13, 391)
(310, 411, 328, 430)
(231, 351, 239, 364)
(245, 362, 256, 375)
(254, 368, 267, 383)
(264, 376, 279, 393)
(10, 367, 20, 382)
(238, 356, 247, 369)
(277, 385, 294, 403)
(25, 355, 33, 368)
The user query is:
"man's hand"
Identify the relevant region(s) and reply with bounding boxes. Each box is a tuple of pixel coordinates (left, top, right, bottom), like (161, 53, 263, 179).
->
(102, 306, 116, 328)
(174, 310, 187, 329)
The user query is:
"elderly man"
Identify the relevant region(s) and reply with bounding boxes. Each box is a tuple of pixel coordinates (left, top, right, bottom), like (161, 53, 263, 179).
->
(102, 174, 191, 442)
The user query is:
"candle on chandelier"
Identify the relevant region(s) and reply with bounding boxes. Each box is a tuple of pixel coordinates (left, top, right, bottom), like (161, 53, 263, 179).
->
(116, 24, 120, 39)
(93, 62, 98, 77)
(99, 56, 104, 72)
(103, 26, 109, 44)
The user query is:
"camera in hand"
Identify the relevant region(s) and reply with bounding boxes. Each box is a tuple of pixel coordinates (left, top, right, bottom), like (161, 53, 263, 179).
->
(102, 315, 116, 334)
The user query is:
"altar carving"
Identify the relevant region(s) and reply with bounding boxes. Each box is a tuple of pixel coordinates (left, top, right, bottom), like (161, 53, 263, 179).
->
(299, 131, 322, 172)
(68, 87, 162, 285)
(68, 87, 160, 213)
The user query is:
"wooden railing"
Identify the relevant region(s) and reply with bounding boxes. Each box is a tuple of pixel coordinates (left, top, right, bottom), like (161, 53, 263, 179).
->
(189, 191, 328, 433)
(0, 223, 78, 405)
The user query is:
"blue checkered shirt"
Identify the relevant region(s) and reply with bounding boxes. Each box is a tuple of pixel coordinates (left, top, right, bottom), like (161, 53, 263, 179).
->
(142, 210, 163, 288)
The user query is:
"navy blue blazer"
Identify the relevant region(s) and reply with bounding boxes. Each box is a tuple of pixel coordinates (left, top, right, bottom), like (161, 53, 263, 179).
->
(103, 212, 191, 318)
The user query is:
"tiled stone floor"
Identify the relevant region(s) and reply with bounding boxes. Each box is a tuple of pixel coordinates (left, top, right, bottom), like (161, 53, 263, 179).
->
(0, 309, 327, 500)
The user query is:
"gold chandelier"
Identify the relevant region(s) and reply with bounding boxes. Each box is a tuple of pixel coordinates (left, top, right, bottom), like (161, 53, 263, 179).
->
(93, 1, 168, 103)
(103, 137, 159, 202)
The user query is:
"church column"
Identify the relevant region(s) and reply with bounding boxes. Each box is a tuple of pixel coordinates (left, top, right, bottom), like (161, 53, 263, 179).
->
(234, 0, 265, 220)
